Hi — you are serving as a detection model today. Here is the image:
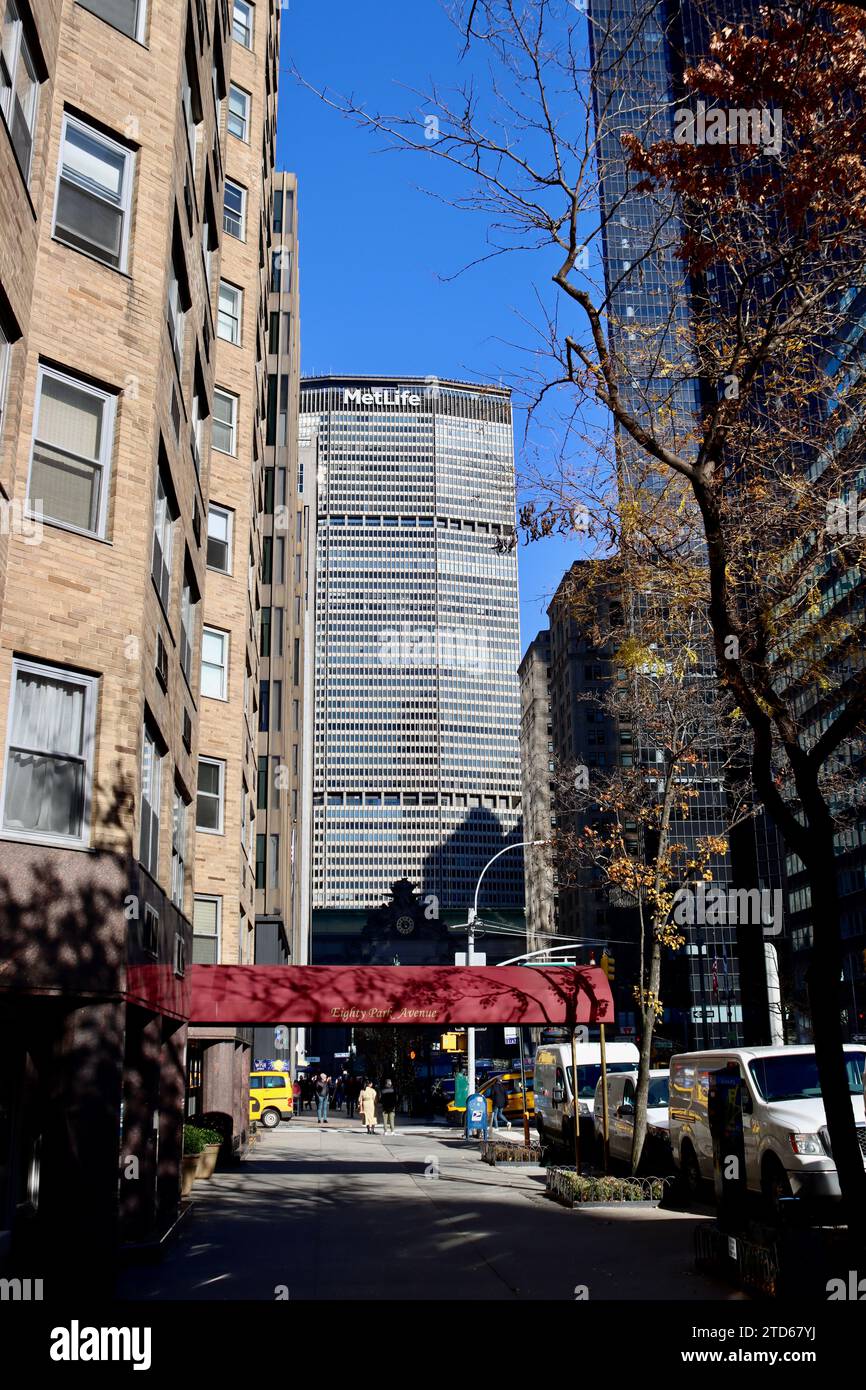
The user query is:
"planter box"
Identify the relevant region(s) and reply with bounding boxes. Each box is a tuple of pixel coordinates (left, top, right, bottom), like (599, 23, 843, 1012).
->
(181, 1153, 201, 1198)
(546, 1166, 669, 1208)
(480, 1140, 544, 1168)
(197, 1144, 221, 1179)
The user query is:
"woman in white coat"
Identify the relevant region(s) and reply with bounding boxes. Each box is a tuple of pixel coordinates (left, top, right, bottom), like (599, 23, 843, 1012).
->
(359, 1080, 378, 1133)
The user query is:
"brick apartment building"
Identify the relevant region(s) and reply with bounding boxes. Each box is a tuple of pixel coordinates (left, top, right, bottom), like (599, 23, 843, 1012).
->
(0, 0, 301, 1284)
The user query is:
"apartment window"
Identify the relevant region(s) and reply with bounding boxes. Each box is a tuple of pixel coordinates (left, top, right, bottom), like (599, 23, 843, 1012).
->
(217, 281, 242, 344)
(170, 787, 188, 908)
(192, 895, 221, 963)
(257, 754, 267, 811)
(139, 722, 163, 878)
(0, 0, 39, 184)
(227, 83, 249, 140)
(212, 389, 237, 454)
(167, 247, 190, 366)
(272, 188, 283, 233)
(181, 48, 202, 165)
(260, 606, 271, 658)
(1, 659, 97, 846)
(258, 679, 269, 731)
(261, 537, 272, 585)
(77, 1, 147, 42)
(0, 321, 11, 440)
(273, 606, 283, 657)
(201, 627, 228, 699)
(223, 178, 246, 239)
(196, 756, 224, 832)
(272, 679, 282, 731)
(28, 365, 116, 538)
(206, 503, 232, 572)
(275, 536, 286, 585)
(180, 568, 197, 682)
(151, 467, 175, 609)
(232, 0, 252, 47)
(54, 115, 133, 271)
(255, 833, 265, 889)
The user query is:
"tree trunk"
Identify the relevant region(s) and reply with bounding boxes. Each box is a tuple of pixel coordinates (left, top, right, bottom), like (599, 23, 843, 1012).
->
(631, 934, 662, 1174)
(801, 813, 866, 1236)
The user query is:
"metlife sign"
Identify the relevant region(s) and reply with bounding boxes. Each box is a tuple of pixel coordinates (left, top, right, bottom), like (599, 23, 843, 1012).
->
(343, 387, 423, 407)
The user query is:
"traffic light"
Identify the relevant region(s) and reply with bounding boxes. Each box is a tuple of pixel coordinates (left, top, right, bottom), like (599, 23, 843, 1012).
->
(600, 951, 616, 982)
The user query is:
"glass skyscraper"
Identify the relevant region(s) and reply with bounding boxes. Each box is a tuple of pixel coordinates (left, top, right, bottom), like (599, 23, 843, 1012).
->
(588, 0, 744, 1045)
(300, 377, 524, 919)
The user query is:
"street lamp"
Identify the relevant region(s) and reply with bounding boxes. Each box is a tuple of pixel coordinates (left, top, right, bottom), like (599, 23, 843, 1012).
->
(463, 839, 547, 1097)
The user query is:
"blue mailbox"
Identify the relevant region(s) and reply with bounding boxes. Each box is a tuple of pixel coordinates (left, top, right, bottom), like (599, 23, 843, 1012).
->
(464, 1092, 489, 1140)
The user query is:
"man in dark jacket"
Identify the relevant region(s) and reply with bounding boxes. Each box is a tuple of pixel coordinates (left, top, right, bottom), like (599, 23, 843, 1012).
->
(491, 1076, 511, 1130)
(380, 1077, 398, 1134)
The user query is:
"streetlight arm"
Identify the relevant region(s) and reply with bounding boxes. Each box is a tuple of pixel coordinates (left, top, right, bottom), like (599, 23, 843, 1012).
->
(472, 839, 546, 922)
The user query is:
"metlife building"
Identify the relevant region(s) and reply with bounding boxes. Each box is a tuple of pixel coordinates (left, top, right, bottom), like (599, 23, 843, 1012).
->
(300, 376, 525, 961)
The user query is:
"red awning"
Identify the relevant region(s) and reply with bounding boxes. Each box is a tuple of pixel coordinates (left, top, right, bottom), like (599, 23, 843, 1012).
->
(189, 964, 613, 1027)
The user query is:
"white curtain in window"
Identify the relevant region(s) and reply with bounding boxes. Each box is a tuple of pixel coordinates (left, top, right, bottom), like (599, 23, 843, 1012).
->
(5, 671, 87, 836)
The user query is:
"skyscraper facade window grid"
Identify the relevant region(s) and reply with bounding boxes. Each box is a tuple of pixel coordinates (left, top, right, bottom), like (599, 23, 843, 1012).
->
(302, 378, 524, 913)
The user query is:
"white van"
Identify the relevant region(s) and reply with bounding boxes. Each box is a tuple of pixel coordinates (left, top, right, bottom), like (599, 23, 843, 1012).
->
(534, 1041, 640, 1147)
(669, 1044, 866, 1203)
(594, 1068, 670, 1166)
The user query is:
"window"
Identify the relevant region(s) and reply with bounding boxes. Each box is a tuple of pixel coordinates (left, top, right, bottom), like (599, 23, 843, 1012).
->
(28, 365, 116, 538)
(201, 627, 228, 699)
(181, 48, 202, 164)
(0, 0, 39, 184)
(232, 0, 252, 47)
(212, 389, 237, 454)
(77, 1, 147, 42)
(180, 569, 196, 682)
(258, 679, 269, 732)
(217, 281, 242, 344)
(255, 832, 265, 889)
(1, 659, 97, 846)
(272, 188, 283, 233)
(260, 605, 271, 657)
(257, 754, 267, 811)
(167, 247, 189, 365)
(139, 723, 163, 878)
(54, 115, 133, 271)
(196, 757, 224, 832)
(193, 895, 221, 963)
(206, 503, 232, 572)
(151, 467, 175, 609)
(171, 787, 188, 908)
(223, 178, 245, 239)
(227, 84, 249, 140)
(0, 321, 10, 438)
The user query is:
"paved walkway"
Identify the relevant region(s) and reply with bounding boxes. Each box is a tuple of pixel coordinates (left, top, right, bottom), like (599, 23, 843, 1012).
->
(117, 1117, 738, 1301)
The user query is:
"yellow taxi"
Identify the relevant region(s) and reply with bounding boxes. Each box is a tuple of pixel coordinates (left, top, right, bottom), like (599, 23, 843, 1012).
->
(249, 1070, 294, 1128)
(447, 1070, 534, 1124)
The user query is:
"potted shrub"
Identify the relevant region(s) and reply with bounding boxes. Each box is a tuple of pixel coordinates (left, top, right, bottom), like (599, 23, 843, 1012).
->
(181, 1126, 206, 1196)
(196, 1127, 223, 1179)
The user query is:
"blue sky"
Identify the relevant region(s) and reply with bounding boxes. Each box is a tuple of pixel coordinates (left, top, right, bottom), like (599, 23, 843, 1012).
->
(275, 0, 582, 650)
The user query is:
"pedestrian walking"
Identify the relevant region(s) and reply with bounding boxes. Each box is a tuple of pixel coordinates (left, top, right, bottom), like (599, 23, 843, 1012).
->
(315, 1072, 332, 1125)
(345, 1074, 358, 1120)
(292, 1077, 301, 1116)
(380, 1077, 398, 1134)
(491, 1076, 511, 1130)
(359, 1079, 378, 1133)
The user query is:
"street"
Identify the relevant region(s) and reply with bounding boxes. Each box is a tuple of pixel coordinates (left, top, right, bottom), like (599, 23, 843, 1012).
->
(118, 1116, 736, 1301)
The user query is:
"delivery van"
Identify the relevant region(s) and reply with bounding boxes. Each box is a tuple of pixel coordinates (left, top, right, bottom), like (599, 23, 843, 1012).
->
(594, 1068, 671, 1167)
(534, 1041, 640, 1148)
(669, 1044, 866, 1204)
